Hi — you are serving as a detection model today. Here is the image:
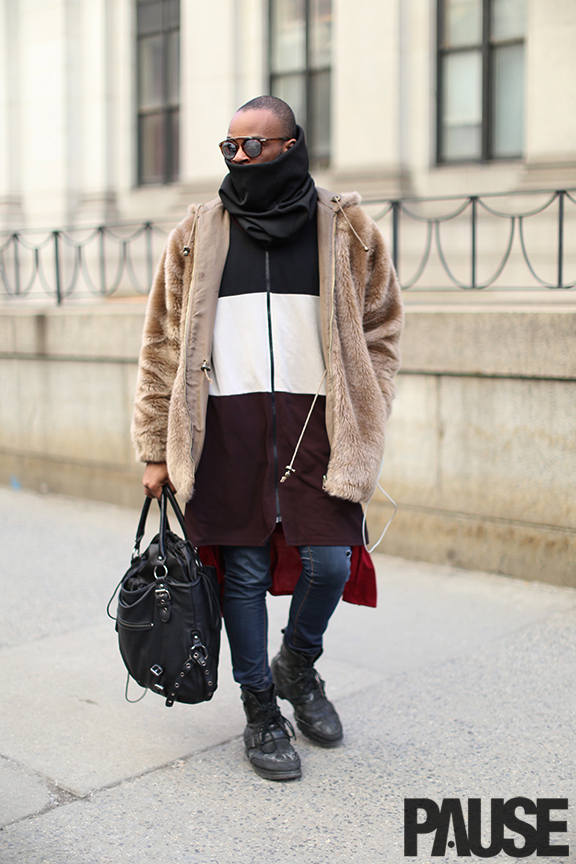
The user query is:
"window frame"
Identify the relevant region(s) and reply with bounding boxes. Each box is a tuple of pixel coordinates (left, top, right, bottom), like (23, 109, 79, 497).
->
(268, 0, 332, 169)
(136, 0, 180, 186)
(436, 0, 526, 164)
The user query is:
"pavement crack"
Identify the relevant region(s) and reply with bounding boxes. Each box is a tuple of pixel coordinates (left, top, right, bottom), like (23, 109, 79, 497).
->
(0, 755, 85, 829)
(1, 731, 246, 832)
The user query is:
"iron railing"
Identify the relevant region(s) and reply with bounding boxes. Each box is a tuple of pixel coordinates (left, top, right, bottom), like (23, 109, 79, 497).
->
(0, 218, 176, 305)
(363, 187, 576, 291)
(1, 189, 575, 304)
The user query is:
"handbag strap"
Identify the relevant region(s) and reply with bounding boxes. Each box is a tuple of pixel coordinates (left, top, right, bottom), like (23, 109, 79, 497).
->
(163, 487, 189, 537)
(132, 495, 153, 560)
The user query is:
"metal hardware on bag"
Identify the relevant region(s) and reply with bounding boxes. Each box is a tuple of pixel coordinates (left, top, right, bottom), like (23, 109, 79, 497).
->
(154, 582, 171, 623)
(154, 586, 171, 603)
(152, 684, 165, 694)
(154, 562, 168, 579)
(150, 665, 163, 678)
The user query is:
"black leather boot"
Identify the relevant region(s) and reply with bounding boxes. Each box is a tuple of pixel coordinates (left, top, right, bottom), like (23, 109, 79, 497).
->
(271, 640, 343, 747)
(241, 685, 301, 781)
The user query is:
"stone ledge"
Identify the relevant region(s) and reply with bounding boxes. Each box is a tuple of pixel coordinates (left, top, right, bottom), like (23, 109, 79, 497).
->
(401, 308, 576, 380)
(0, 305, 146, 361)
(1, 301, 575, 380)
(368, 500, 576, 588)
(0, 452, 144, 509)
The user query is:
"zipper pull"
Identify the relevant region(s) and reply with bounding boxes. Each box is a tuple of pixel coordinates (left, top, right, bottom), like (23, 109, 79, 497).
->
(201, 360, 212, 384)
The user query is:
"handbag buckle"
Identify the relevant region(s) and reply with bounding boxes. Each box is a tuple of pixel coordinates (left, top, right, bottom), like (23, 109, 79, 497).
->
(150, 665, 165, 692)
(190, 631, 208, 660)
(154, 583, 172, 622)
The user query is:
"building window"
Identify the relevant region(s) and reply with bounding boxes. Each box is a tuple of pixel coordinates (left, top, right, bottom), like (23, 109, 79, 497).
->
(437, 0, 526, 162)
(269, 0, 332, 169)
(137, 0, 180, 184)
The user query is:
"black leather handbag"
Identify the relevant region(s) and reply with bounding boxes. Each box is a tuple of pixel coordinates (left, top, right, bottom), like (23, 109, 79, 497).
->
(108, 487, 221, 707)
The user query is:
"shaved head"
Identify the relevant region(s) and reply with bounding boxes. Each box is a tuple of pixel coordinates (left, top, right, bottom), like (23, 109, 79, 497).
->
(236, 95, 297, 140)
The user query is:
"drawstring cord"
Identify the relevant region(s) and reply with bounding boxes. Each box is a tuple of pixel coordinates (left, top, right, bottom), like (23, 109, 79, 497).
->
(332, 196, 370, 253)
(282, 198, 369, 484)
(182, 209, 199, 257)
(362, 480, 398, 554)
(280, 369, 327, 484)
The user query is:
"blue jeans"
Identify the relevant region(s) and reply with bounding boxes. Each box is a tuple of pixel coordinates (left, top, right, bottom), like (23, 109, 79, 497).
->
(221, 543, 352, 690)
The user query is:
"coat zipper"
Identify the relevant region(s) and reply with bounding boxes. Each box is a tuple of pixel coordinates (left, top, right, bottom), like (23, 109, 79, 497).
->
(265, 250, 282, 523)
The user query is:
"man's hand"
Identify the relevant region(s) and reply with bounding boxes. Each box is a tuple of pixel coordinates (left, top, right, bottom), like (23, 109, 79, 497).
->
(142, 462, 176, 499)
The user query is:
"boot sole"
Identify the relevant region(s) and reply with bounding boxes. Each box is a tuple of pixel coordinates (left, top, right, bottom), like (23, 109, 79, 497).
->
(295, 719, 343, 748)
(248, 759, 302, 781)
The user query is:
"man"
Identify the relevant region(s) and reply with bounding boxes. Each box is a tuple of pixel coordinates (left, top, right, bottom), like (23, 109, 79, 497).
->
(132, 96, 403, 781)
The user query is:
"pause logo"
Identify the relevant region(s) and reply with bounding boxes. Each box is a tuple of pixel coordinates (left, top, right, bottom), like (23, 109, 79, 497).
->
(404, 798, 569, 858)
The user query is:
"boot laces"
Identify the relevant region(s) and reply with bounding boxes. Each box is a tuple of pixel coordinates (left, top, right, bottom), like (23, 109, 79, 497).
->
(259, 701, 296, 748)
(295, 665, 326, 697)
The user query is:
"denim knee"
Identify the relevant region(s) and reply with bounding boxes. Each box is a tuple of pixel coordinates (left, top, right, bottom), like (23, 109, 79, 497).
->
(221, 546, 272, 599)
(298, 544, 352, 590)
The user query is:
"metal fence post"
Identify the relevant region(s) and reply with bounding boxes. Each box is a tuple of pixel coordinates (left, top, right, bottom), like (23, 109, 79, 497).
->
(13, 234, 21, 296)
(557, 190, 565, 289)
(53, 230, 62, 305)
(99, 226, 106, 295)
(471, 196, 478, 289)
(392, 200, 400, 281)
(145, 222, 153, 290)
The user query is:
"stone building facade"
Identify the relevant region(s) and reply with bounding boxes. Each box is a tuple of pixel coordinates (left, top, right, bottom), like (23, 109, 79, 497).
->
(1, 0, 575, 230)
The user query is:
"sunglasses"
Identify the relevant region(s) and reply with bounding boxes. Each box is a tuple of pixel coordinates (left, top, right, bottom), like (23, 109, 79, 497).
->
(218, 136, 290, 160)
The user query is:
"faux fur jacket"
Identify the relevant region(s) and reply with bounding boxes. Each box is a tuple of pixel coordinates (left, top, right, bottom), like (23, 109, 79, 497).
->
(131, 187, 404, 504)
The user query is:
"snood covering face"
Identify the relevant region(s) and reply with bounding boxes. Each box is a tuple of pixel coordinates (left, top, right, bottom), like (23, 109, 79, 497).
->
(218, 126, 317, 246)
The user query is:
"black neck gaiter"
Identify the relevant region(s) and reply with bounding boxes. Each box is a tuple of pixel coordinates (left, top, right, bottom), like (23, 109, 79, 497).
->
(218, 126, 317, 246)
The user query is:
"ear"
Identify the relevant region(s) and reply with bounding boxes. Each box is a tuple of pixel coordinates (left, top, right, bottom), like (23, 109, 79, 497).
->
(285, 138, 297, 150)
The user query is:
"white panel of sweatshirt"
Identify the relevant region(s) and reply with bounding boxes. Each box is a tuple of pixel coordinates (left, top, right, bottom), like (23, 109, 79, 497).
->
(209, 292, 327, 397)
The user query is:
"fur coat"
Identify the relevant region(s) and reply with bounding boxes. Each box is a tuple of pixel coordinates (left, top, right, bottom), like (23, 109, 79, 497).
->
(131, 188, 404, 504)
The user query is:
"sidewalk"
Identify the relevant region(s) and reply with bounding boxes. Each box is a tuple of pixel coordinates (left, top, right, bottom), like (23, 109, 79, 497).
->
(0, 485, 575, 864)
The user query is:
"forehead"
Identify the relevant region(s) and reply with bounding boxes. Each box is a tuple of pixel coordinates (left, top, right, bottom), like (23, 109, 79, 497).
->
(227, 108, 283, 138)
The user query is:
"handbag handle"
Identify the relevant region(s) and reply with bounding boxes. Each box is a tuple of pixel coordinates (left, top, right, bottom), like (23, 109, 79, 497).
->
(132, 486, 190, 560)
(158, 486, 196, 562)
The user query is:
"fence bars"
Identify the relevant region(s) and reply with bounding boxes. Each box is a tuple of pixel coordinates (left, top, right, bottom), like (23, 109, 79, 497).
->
(1, 190, 575, 304)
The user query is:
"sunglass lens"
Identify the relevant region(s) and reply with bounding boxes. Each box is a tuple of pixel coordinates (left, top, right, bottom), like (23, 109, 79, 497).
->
(221, 141, 238, 159)
(243, 139, 262, 158)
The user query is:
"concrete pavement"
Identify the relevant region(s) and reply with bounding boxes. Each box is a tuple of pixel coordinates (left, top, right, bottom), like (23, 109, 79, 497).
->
(0, 485, 575, 863)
